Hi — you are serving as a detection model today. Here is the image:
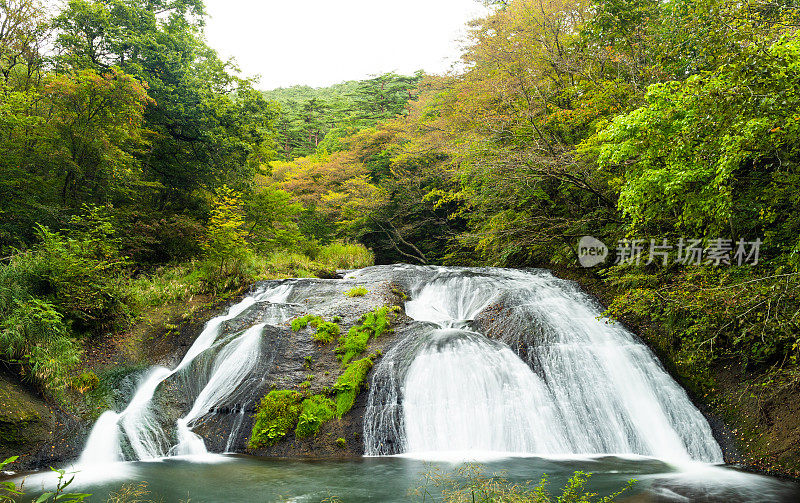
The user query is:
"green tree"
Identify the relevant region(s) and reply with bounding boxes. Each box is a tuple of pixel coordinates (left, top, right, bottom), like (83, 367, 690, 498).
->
(204, 185, 248, 270)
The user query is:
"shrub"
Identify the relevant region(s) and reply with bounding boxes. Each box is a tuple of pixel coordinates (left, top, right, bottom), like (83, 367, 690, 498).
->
(333, 355, 375, 417)
(345, 286, 368, 297)
(336, 437, 346, 448)
(22, 220, 130, 334)
(249, 390, 303, 448)
(203, 186, 249, 271)
(121, 212, 205, 265)
(126, 261, 206, 310)
(295, 395, 337, 438)
(0, 296, 80, 392)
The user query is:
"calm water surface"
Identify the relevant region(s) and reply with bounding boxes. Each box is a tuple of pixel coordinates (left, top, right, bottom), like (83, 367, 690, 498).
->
(13, 454, 800, 503)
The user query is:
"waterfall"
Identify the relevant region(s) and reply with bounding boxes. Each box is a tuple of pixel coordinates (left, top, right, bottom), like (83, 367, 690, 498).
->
(363, 266, 723, 463)
(79, 265, 723, 466)
(79, 282, 297, 464)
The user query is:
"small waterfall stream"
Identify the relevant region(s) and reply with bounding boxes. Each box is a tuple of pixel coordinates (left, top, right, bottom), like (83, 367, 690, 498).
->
(80, 283, 297, 463)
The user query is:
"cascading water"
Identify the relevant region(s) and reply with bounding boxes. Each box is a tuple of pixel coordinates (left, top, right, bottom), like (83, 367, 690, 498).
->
(79, 282, 299, 464)
(363, 266, 724, 463)
(79, 264, 722, 467)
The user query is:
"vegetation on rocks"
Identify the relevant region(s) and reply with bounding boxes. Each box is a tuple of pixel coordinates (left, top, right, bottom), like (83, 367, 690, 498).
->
(335, 306, 397, 364)
(248, 390, 303, 448)
(333, 355, 376, 417)
(313, 322, 341, 344)
(291, 315, 325, 332)
(249, 301, 391, 446)
(295, 394, 337, 438)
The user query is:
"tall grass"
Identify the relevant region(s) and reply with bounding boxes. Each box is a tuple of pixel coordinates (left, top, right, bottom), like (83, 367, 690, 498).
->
(315, 242, 374, 270)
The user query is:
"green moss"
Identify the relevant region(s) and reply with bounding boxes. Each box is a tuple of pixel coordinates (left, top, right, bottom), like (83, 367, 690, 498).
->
(336, 437, 346, 448)
(295, 394, 337, 438)
(0, 376, 52, 453)
(291, 314, 324, 331)
(335, 306, 396, 364)
(345, 286, 368, 297)
(333, 355, 375, 417)
(312, 321, 340, 343)
(248, 390, 303, 448)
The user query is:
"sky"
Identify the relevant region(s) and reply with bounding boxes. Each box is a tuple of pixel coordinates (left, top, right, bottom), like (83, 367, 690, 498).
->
(202, 0, 489, 90)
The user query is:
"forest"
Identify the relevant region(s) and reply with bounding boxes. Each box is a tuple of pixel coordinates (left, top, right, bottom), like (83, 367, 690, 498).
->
(1, 0, 800, 481)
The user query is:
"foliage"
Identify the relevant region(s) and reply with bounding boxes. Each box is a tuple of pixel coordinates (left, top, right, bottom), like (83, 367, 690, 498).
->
(335, 437, 346, 448)
(411, 464, 634, 503)
(203, 186, 249, 270)
(249, 390, 303, 448)
(344, 286, 368, 297)
(31, 467, 92, 503)
(295, 394, 337, 438)
(244, 185, 304, 252)
(0, 209, 132, 392)
(263, 73, 421, 160)
(332, 355, 375, 417)
(1, 456, 22, 501)
(313, 322, 340, 344)
(291, 314, 325, 332)
(335, 306, 396, 364)
(605, 267, 800, 389)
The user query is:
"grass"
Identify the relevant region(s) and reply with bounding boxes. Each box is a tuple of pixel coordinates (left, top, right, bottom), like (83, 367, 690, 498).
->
(345, 286, 368, 297)
(129, 241, 376, 315)
(249, 390, 303, 448)
(263, 250, 317, 278)
(315, 242, 374, 270)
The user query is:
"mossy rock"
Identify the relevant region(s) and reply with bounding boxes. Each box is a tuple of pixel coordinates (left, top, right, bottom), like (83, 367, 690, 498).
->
(295, 395, 336, 438)
(0, 375, 54, 460)
(248, 390, 303, 448)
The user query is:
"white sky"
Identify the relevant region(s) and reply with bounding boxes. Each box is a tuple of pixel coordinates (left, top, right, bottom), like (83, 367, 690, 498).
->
(202, 0, 489, 90)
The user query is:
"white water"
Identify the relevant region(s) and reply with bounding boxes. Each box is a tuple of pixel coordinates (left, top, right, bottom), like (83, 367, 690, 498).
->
(402, 329, 565, 454)
(79, 283, 296, 464)
(80, 266, 722, 468)
(365, 267, 723, 463)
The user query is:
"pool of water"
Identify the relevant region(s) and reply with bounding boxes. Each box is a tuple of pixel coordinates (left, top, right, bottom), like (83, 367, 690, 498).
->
(11, 454, 800, 502)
